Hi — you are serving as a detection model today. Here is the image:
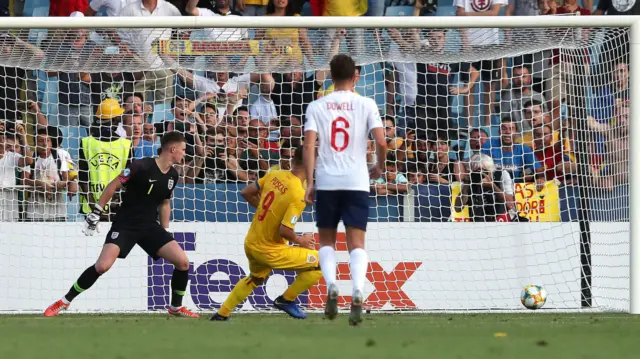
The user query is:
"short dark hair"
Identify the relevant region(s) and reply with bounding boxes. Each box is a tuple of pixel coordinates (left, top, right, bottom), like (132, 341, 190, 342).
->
(384, 115, 395, 125)
(160, 131, 186, 150)
(235, 106, 249, 114)
(469, 128, 489, 137)
(292, 144, 304, 166)
(330, 54, 357, 82)
(125, 92, 144, 102)
(523, 99, 543, 110)
(501, 115, 515, 124)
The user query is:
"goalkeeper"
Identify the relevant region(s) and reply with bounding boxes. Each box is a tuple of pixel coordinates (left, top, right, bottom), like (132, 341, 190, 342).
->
(211, 145, 321, 321)
(44, 132, 199, 318)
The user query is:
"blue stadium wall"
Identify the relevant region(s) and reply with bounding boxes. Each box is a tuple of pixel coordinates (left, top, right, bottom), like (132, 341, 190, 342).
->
(171, 183, 629, 223)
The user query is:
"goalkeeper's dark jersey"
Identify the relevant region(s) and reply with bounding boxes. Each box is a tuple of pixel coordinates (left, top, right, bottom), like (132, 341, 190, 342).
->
(112, 157, 179, 228)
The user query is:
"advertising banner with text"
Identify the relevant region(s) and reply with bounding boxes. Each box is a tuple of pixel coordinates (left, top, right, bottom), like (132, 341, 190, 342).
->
(0, 222, 590, 312)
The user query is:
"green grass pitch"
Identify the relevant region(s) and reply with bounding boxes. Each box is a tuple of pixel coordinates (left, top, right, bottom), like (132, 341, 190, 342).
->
(1, 313, 639, 359)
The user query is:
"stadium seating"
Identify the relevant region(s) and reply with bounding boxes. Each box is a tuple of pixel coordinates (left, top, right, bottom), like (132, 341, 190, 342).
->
(385, 6, 415, 16)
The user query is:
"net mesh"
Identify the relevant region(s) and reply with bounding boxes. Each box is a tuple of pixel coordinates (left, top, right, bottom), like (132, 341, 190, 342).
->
(0, 22, 631, 313)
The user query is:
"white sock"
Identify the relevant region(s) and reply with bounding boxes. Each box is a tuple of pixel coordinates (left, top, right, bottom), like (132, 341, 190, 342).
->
(318, 246, 337, 289)
(349, 248, 368, 296)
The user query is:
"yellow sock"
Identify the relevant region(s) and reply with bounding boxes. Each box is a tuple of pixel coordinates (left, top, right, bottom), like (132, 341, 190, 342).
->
(218, 276, 258, 317)
(282, 270, 323, 302)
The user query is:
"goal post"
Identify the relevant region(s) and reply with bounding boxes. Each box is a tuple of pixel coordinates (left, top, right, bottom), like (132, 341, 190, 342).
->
(0, 15, 636, 313)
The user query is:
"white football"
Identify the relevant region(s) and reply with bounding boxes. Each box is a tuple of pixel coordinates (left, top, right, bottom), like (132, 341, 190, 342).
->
(521, 284, 548, 310)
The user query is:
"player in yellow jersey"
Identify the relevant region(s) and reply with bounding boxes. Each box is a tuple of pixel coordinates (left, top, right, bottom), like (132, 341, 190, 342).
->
(210, 145, 321, 320)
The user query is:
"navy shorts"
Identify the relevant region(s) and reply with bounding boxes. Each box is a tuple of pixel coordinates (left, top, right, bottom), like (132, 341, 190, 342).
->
(315, 190, 369, 231)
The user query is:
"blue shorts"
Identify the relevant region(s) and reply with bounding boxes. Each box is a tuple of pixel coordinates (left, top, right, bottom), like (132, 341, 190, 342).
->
(315, 190, 369, 231)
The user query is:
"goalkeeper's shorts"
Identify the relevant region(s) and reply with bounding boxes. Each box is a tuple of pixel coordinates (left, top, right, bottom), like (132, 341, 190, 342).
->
(105, 224, 174, 260)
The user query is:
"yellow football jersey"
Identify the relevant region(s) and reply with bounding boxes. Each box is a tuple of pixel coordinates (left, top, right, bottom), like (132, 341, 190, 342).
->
(245, 171, 306, 248)
(323, 0, 368, 16)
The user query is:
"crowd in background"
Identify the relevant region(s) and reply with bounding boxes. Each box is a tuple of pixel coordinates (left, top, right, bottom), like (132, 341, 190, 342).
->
(0, 0, 633, 222)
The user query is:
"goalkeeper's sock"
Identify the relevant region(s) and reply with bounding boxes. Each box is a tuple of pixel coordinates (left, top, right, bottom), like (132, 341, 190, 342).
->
(349, 248, 368, 296)
(282, 270, 323, 302)
(218, 276, 258, 317)
(64, 265, 102, 303)
(170, 269, 189, 308)
(318, 246, 337, 288)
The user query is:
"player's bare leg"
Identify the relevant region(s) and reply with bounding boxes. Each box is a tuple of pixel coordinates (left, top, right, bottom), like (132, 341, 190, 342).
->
(346, 227, 367, 326)
(44, 244, 119, 317)
(156, 241, 199, 318)
(318, 227, 339, 320)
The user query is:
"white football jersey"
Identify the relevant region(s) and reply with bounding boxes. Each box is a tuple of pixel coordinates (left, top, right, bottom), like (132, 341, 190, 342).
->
(305, 91, 382, 192)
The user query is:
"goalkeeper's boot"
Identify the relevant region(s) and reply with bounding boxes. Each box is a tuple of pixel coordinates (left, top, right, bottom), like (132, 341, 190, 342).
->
(43, 299, 69, 317)
(210, 313, 230, 321)
(168, 306, 200, 318)
(273, 296, 307, 319)
(348, 289, 364, 326)
(324, 283, 339, 320)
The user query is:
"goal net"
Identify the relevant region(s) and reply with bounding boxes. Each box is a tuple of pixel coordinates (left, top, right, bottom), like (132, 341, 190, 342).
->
(0, 17, 631, 313)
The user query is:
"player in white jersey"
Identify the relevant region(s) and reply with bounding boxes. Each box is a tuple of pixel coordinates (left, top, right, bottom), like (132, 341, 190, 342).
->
(303, 54, 387, 326)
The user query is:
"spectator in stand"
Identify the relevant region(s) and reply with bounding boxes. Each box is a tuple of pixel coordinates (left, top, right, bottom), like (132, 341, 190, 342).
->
(517, 99, 568, 154)
(162, 54, 262, 119)
(594, 0, 639, 86)
(43, 12, 94, 129)
(123, 93, 145, 115)
(270, 29, 343, 120)
(234, 105, 251, 128)
(455, 153, 514, 222)
(143, 123, 157, 144)
(483, 117, 544, 187)
(0, 125, 33, 221)
(118, 0, 182, 104)
(78, 99, 132, 220)
(193, 127, 236, 183)
(426, 136, 459, 185)
(548, 0, 591, 120)
(454, 0, 507, 127)
(371, 154, 410, 196)
(592, 62, 629, 122)
(249, 75, 281, 145)
(0, 32, 44, 123)
(413, 30, 479, 138)
(236, 0, 268, 15)
(386, 27, 419, 118)
(270, 140, 295, 172)
(185, 0, 248, 49)
(506, 0, 552, 107)
(200, 102, 220, 129)
(224, 131, 250, 181)
(588, 100, 629, 190)
(462, 128, 490, 161)
(123, 111, 158, 159)
(256, 0, 315, 69)
(24, 128, 77, 222)
(240, 119, 279, 176)
(50, 0, 89, 16)
(500, 66, 547, 130)
(533, 124, 576, 183)
(85, 0, 130, 16)
(158, 97, 206, 175)
(405, 130, 430, 171)
(279, 115, 303, 147)
(406, 163, 427, 186)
